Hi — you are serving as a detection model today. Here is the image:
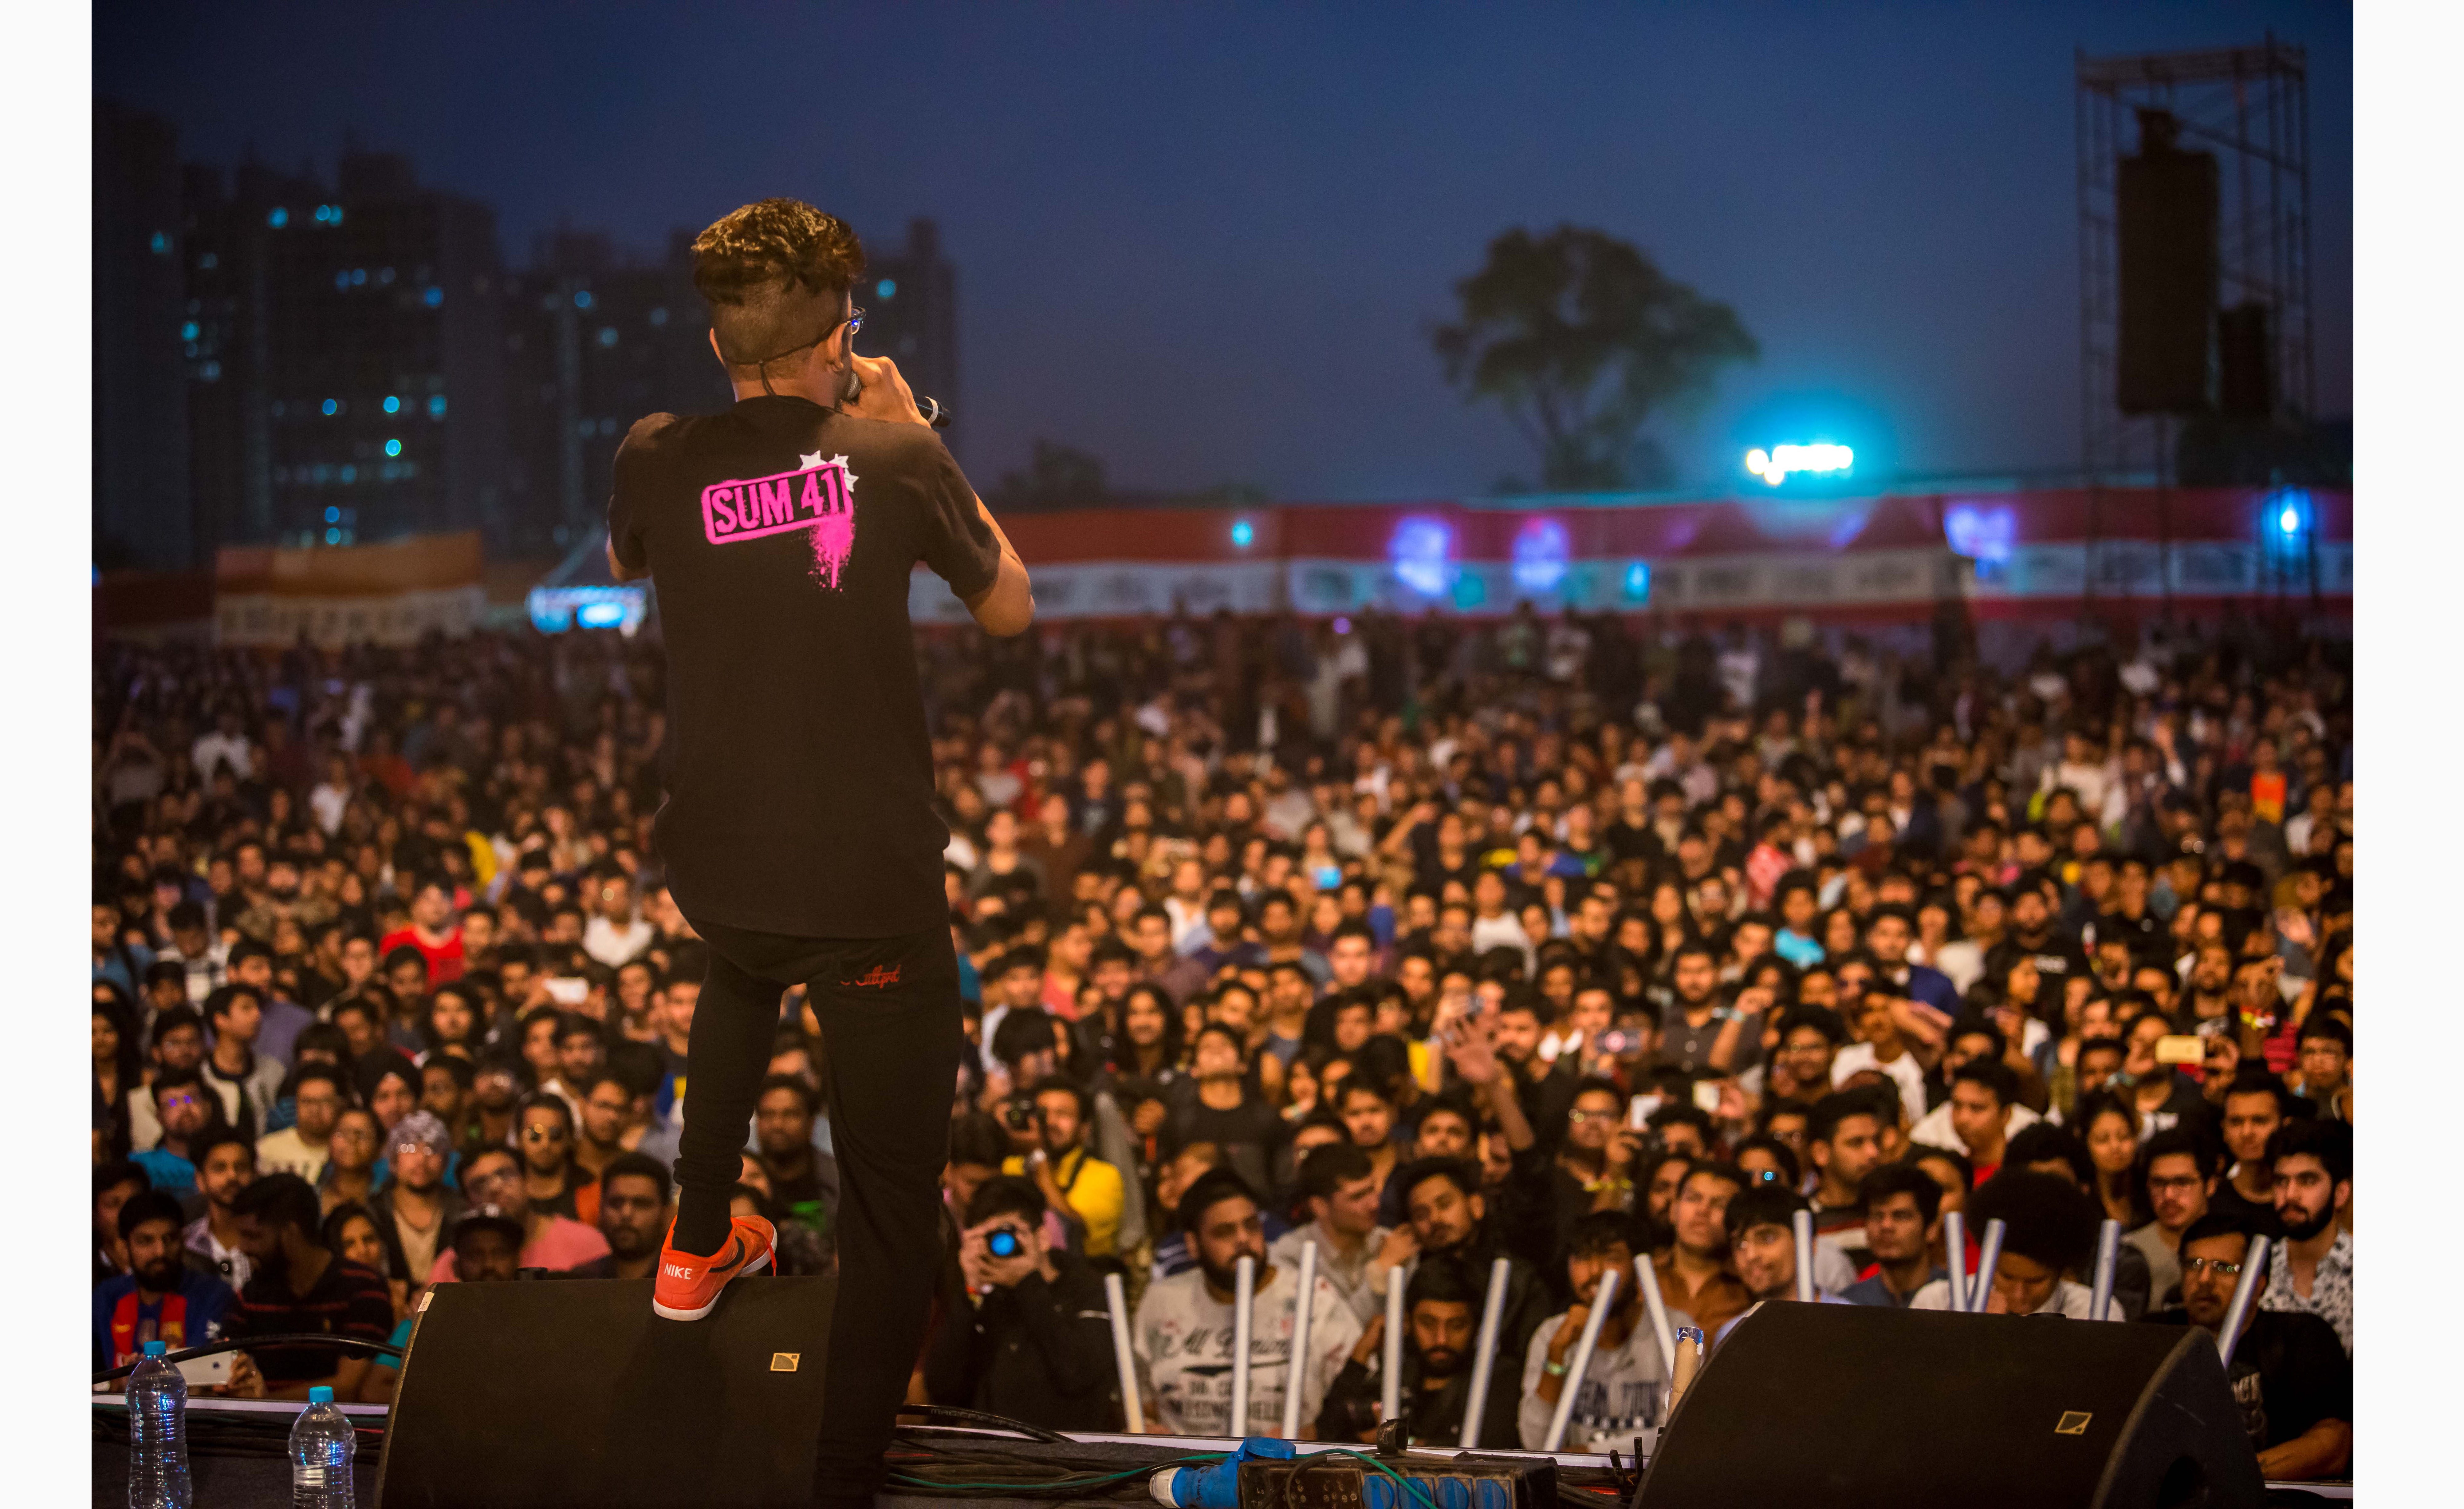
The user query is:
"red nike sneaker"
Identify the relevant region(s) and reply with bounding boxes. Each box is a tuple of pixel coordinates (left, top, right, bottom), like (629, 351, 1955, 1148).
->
(652, 1215, 777, 1321)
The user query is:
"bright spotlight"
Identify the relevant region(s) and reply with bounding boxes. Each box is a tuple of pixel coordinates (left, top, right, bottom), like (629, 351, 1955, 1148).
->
(1746, 443, 1854, 485)
(2278, 507, 2300, 535)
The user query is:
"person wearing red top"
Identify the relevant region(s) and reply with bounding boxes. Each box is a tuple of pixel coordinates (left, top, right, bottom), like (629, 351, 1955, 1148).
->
(380, 876, 465, 985)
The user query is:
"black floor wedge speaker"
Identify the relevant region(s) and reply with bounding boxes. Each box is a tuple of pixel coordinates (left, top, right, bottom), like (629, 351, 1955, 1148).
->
(377, 1276, 835, 1508)
(1631, 1304, 2262, 1509)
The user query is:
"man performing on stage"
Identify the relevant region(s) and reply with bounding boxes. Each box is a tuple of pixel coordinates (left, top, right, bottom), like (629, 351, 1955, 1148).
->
(606, 197, 1033, 1505)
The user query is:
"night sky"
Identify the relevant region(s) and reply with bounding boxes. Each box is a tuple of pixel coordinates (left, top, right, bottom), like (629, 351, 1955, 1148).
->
(95, 1, 2352, 503)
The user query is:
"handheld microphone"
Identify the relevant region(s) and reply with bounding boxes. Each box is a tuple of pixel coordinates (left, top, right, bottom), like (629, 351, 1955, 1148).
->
(841, 364, 952, 429)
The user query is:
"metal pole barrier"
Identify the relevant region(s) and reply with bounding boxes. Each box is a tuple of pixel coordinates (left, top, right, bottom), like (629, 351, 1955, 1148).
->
(1280, 1242, 1319, 1439)
(2088, 1219, 2122, 1322)
(1458, 1256, 1513, 1448)
(1632, 1254, 1678, 1377)
(1381, 1262, 1406, 1425)
(1792, 1208, 1817, 1303)
(2214, 1236, 2271, 1367)
(1231, 1255, 1256, 1437)
(1971, 1218, 2008, 1313)
(1944, 1211, 1969, 1312)
(1103, 1271, 1144, 1434)
(1541, 1268, 1619, 1452)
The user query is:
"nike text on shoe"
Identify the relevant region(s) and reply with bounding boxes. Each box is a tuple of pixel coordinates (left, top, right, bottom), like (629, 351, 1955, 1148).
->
(652, 1215, 777, 1321)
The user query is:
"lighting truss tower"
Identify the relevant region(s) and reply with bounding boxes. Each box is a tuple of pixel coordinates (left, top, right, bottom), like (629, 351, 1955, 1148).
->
(2075, 36, 2314, 485)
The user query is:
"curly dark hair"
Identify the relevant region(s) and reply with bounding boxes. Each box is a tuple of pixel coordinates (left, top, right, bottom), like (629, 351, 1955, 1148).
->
(690, 198, 866, 366)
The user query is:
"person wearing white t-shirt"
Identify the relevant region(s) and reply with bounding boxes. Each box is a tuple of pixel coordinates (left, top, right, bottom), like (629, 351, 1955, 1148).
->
(1518, 1211, 1691, 1453)
(1133, 1171, 1361, 1438)
(1831, 993, 1927, 1122)
(1907, 1169, 2120, 1320)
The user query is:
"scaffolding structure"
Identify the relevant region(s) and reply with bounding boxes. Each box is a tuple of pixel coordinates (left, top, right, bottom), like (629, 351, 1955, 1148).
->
(2076, 35, 2315, 484)
(2073, 35, 2314, 623)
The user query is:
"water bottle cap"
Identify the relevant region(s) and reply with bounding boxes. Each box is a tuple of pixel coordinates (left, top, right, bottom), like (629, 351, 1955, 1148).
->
(309, 1386, 335, 1404)
(143, 1340, 167, 1356)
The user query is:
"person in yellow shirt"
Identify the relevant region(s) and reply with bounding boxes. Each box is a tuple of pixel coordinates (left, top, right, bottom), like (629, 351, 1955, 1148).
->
(1002, 1080, 1125, 1258)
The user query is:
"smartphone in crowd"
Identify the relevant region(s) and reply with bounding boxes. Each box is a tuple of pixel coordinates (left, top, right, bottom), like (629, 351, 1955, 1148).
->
(1627, 1093, 1663, 1129)
(544, 977, 589, 1007)
(1693, 1081, 1724, 1114)
(2154, 1035, 2206, 1066)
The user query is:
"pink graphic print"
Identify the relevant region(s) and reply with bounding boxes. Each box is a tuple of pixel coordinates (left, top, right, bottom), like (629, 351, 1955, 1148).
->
(699, 452, 859, 590)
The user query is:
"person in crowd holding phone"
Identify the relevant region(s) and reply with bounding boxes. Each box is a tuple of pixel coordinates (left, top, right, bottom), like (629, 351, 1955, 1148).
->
(925, 1175, 1120, 1430)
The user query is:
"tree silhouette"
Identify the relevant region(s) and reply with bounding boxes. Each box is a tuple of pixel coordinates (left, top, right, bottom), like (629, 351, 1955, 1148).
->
(1433, 225, 1757, 491)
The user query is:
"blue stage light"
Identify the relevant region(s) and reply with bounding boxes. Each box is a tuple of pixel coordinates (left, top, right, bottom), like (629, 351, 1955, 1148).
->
(577, 601, 626, 629)
(1389, 518, 1454, 596)
(1230, 519, 1254, 548)
(1511, 518, 1569, 594)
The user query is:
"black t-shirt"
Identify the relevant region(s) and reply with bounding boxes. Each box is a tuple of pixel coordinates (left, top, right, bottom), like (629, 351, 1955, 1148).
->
(230, 1257, 396, 1384)
(2146, 1309, 2350, 1451)
(608, 396, 1001, 938)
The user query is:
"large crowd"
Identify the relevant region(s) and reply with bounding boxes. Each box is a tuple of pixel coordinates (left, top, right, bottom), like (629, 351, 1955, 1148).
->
(89, 605, 2354, 1479)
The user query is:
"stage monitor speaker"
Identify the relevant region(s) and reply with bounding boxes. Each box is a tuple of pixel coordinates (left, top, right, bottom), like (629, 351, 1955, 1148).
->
(2217, 302, 2275, 421)
(1631, 1304, 2262, 1509)
(2116, 109, 2219, 417)
(377, 1275, 835, 1508)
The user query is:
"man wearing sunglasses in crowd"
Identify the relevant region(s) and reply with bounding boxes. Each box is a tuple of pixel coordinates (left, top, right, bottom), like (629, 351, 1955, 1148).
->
(602, 197, 1031, 1509)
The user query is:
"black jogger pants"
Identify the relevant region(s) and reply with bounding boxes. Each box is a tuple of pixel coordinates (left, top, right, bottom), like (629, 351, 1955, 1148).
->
(674, 916, 965, 1502)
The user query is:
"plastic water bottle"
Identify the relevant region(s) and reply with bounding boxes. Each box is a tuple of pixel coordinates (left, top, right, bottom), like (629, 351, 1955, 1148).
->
(289, 1385, 357, 1508)
(127, 1339, 192, 1509)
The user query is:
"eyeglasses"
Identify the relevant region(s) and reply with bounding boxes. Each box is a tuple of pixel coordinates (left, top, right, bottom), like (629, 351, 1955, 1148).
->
(2145, 1175, 2205, 1194)
(1568, 1108, 1619, 1124)
(746, 307, 865, 366)
(522, 1126, 569, 1142)
(2180, 1257, 2243, 1278)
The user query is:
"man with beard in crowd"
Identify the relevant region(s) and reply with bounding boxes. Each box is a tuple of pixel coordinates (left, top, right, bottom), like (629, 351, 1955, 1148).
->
(255, 1063, 344, 1181)
(136, 1068, 220, 1197)
(752, 1075, 841, 1243)
(95, 1190, 239, 1372)
(1132, 1170, 1360, 1437)
(2260, 1119, 2353, 1354)
(379, 1112, 463, 1286)
(565, 1153, 674, 1281)
(1393, 1155, 1557, 1370)
(183, 1130, 258, 1292)
(227, 1173, 395, 1401)
(1315, 1255, 1518, 1448)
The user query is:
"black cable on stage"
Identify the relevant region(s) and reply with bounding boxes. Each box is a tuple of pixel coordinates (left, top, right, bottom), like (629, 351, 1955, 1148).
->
(91, 1333, 402, 1386)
